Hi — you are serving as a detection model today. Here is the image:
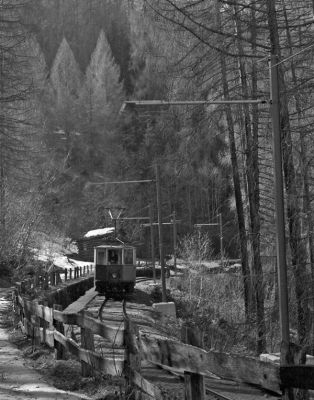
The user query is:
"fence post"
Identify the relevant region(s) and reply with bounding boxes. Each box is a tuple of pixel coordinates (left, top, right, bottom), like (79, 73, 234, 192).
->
(49, 272, 54, 286)
(64, 269, 68, 281)
(31, 301, 41, 346)
(20, 281, 26, 294)
(34, 272, 39, 288)
(124, 304, 141, 395)
(80, 311, 95, 377)
(181, 325, 205, 400)
(69, 268, 72, 280)
(53, 304, 65, 360)
(80, 266, 82, 277)
(57, 271, 62, 284)
(43, 273, 49, 290)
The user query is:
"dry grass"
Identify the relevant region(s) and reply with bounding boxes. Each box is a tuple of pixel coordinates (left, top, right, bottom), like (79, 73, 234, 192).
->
(170, 267, 281, 354)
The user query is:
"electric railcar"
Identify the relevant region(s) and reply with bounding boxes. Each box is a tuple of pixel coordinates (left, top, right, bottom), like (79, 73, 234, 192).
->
(94, 244, 136, 297)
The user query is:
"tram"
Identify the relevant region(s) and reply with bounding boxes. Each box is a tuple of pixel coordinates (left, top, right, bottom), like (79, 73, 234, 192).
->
(94, 244, 136, 297)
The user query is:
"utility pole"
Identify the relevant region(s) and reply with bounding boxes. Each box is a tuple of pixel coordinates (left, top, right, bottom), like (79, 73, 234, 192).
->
(142, 218, 180, 277)
(149, 203, 156, 283)
(155, 163, 167, 302)
(172, 210, 177, 272)
(219, 213, 224, 268)
(269, 55, 290, 358)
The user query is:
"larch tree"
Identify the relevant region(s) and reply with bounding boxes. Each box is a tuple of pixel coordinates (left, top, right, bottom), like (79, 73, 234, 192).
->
(45, 37, 83, 234)
(50, 37, 82, 167)
(73, 29, 125, 234)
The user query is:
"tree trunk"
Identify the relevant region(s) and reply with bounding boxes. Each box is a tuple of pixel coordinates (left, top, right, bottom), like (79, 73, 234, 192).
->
(265, 0, 309, 345)
(0, 51, 5, 251)
(216, 3, 251, 321)
(233, 3, 265, 353)
(187, 185, 192, 229)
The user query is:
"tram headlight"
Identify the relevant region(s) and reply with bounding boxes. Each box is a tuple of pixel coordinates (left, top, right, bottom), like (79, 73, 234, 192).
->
(111, 272, 118, 279)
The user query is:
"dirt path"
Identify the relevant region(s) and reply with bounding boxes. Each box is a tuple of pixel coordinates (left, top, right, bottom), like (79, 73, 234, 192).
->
(0, 287, 91, 400)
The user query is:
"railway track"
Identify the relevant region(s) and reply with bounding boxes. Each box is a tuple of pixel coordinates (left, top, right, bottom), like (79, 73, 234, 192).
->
(92, 275, 158, 323)
(206, 388, 237, 400)
(135, 276, 155, 283)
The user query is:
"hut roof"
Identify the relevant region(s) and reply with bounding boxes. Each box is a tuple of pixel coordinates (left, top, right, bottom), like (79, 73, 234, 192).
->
(83, 227, 115, 238)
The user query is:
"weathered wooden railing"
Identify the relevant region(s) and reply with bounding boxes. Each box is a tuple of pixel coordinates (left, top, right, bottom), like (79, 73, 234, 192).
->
(15, 264, 94, 295)
(13, 278, 314, 400)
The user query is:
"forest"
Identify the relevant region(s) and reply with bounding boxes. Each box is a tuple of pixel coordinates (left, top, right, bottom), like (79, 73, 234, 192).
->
(1, 0, 314, 356)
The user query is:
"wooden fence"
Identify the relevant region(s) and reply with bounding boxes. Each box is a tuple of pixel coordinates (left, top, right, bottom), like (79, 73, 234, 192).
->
(13, 273, 314, 400)
(16, 264, 94, 295)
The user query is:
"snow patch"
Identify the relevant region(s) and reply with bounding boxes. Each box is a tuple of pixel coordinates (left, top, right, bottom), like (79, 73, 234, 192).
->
(53, 256, 93, 270)
(84, 227, 114, 238)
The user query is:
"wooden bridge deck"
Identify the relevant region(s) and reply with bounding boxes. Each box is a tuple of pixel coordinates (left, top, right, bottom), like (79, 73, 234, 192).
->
(78, 290, 280, 400)
(63, 287, 98, 314)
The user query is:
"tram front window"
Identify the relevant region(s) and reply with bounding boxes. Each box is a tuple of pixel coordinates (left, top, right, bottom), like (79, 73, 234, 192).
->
(124, 249, 134, 265)
(108, 249, 120, 264)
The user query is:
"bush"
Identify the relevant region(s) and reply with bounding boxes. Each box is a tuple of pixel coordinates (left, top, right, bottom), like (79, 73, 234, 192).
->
(178, 231, 213, 264)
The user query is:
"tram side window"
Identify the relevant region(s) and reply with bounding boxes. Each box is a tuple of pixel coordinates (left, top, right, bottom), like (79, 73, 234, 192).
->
(124, 249, 134, 265)
(108, 249, 121, 264)
(97, 251, 105, 265)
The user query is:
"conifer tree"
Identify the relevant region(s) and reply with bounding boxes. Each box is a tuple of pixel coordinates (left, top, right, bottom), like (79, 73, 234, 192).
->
(78, 29, 124, 176)
(49, 37, 82, 165)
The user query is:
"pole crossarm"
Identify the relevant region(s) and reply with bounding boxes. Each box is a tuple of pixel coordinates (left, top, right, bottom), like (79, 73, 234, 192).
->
(121, 99, 267, 112)
(142, 221, 181, 227)
(89, 179, 154, 185)
(119, 217, 150, 220)
(194, 223, 219, 227)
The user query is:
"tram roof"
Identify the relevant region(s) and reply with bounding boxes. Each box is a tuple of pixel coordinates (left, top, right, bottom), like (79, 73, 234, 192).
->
(95, 244, 135, 249)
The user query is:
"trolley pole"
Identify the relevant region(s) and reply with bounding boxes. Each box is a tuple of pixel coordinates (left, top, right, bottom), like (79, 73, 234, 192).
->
(155, 163, 167, 301)
(149, 203, 156, 283)
(270, 55, 290, 357)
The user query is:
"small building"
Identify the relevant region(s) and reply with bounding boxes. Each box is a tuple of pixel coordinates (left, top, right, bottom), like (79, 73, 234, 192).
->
(76, 227, 125, 261)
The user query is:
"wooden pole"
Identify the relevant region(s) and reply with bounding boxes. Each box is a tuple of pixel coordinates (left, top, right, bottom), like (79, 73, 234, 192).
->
(181, 325, 205, 400)
(123, 302, 141, 397)
(173, 210, 177, 272)
(270, 55, 293, 400)
(219, 213, 223, 267)
(53, 304, 65, 360)
(80, 311, 95, 377)
(270, 55, 290, 352)
(149, 203, 156, 283)
(155, 163, 167, 302)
